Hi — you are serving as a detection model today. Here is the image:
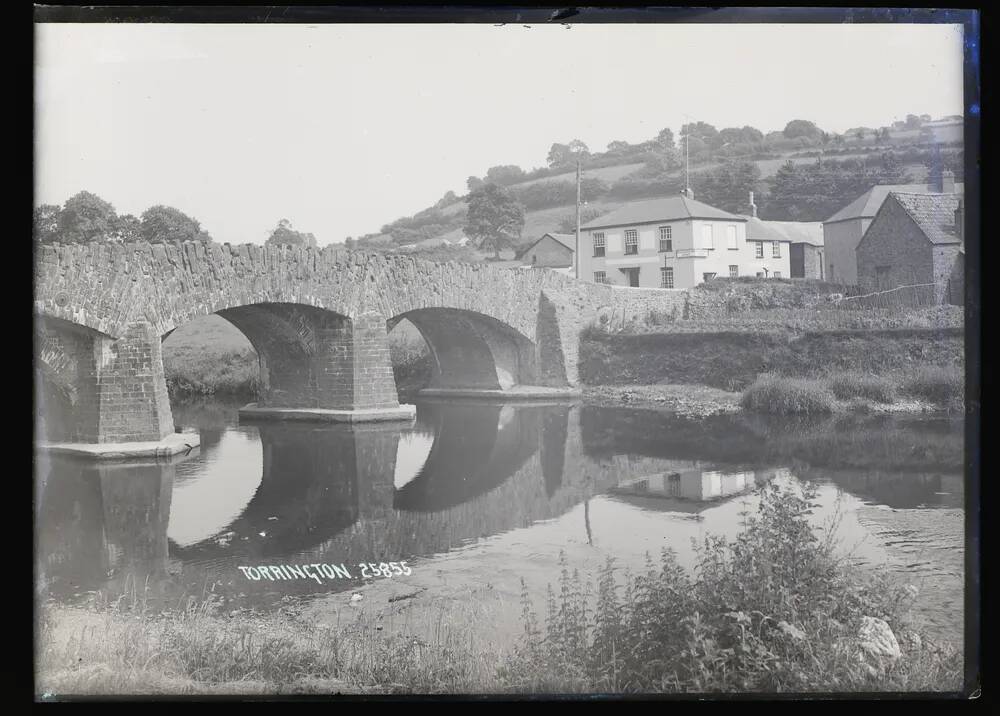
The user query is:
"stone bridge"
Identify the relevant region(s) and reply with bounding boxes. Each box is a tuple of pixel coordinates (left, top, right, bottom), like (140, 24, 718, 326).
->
(34, 241, 685, 455)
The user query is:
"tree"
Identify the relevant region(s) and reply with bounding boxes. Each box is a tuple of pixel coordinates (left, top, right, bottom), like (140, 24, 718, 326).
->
(680, 122, 721, 150)
(606, 140, 631, 155)
(656, 127, 675, 151)
(110, 214, 142, 243)
(485, 165, 527, 186)
(467, 176, 485, 192)
(905, 114, 923, 130)
(719, 126, 763, 146)
(140, 205, 212, 244)
(57, 191, 119, 243)
(695, 160, 762, 214)
(546, 142, 571, 168)
(463, 183, 525, 260)
(266, 218, 317, 247)
(435, 190, 459, 209)
(547, 140, 589, 168)
(783, 119, 822, 140)
(33, 204, 61, 244)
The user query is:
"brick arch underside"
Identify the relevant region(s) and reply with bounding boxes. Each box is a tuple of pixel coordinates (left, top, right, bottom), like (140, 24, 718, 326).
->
(394, 308, 551, 390)
(35, 319, 97, 443)
(208, 303, 354, 409)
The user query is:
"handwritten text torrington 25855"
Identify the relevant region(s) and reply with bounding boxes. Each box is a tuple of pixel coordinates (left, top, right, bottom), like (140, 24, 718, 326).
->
(237, 562, 412, 585)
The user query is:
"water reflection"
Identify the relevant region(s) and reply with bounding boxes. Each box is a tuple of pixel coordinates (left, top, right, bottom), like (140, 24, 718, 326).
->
(35, 399, 964, 633)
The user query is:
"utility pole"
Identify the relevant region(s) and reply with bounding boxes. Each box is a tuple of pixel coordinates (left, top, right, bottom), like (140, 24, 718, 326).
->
(684, 131, 690, 196)
(575, 156, 581, 280)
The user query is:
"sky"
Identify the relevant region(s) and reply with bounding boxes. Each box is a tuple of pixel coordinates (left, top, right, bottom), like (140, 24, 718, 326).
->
(34, 22, 966, 246)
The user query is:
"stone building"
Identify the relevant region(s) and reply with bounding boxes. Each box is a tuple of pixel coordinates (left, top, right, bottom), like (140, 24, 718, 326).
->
(855, 191, 964, 305)
(823, 171, 963, 285)
(516, 232, 575, 269)
(743, 218, 824, 279)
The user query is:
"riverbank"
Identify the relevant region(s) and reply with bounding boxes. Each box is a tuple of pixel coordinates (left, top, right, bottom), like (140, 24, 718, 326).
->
(37, 483, 964, 697)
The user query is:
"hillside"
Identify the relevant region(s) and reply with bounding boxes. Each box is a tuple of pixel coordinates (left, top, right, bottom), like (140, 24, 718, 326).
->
(358, 116, 964, 259)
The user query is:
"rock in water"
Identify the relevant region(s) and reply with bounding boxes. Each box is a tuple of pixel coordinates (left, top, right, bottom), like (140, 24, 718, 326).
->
(858, 616, 901, 661)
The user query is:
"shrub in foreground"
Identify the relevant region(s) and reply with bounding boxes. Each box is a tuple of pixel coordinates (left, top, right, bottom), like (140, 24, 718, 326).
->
(504, 482, 962, 693)
(825, 371, 897, 403)
(901, 366, 963, 407)
(740, 375, 835, 415)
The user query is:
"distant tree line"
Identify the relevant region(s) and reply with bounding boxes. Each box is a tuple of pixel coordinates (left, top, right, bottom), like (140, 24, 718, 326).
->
(33, 191, 212, 245)
(34, 190, 320, 248)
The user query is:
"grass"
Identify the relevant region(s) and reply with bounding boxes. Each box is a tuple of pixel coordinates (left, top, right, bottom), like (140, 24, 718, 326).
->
(36, 483, 962, 696)
(740, 375, 835, 415)
(901, 366, 964, 408)
(163, 347, 260, 398)
(824, 371, 897, 404)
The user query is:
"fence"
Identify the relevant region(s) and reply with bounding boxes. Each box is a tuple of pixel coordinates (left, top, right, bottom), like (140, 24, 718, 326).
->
(835, 282, 940, 310)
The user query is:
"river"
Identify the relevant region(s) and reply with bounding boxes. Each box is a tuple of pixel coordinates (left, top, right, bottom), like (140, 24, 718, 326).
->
(35, 397, 965, 644)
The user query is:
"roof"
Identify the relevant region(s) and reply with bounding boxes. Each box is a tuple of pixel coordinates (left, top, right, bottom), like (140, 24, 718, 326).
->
(825, 182, 965, 224)
(544, 232, 576, 251)
(515, 232, 576, 259)
(580, 195, 746, 230)
(882, 192, 963, 245)
(743, 217, 823, 246)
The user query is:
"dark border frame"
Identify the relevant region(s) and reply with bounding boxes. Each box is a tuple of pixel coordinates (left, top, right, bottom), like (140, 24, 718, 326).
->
(29, 4, 982, 705)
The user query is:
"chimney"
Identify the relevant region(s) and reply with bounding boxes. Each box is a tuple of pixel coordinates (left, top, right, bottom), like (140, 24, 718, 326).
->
(942, 169, 955, 193)
(955, 197, 963, 240)
(748, 190, 758, 218)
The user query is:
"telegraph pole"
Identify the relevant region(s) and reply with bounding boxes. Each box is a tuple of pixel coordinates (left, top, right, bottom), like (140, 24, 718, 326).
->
(575, 157, 581, 280)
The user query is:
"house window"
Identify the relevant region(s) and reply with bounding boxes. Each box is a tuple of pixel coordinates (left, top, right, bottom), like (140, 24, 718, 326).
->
(658, 226, 672, 252)
(592, 232, 606, 257)
(727, 225, 738, 249)
(729, 265, 738, 278)
(703, 272, 717, 283)
(532, 255, 537, 264)
(754, 242, 764, 259)
(594, 271, 607, 284)
(624, 229, 638, 255)
(701, 224, 714, 249)
(772, 241, 781, 258)
(773, 271, 781, 278)
(660, 267, 674, 288)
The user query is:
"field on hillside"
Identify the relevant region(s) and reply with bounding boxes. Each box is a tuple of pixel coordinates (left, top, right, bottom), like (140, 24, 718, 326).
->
(434, 162, 645, 219)
(164, 314, 252, 352)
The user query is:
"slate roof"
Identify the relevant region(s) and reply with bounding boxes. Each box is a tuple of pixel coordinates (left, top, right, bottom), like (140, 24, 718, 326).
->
(743, 217, 824, 246)
(885, 192, 963, 245)
(825, 182, 965, 224)
(545, 233, 576, 251)
(580, 195, 746, 230)
(515, 232, 576, 259)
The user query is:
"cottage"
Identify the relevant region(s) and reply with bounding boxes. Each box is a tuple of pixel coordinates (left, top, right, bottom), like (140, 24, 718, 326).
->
(822, 171, 964, 285)
(516, 232, 575, 269)
(577, 191, 789, 289)
(855, 192, 964, 305)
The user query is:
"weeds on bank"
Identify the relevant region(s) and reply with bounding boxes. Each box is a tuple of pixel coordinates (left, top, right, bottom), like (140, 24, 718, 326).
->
(824, 371, 897, 404)
(503, 482, 962, 694)
(900, 366, 964, 409)
(740, 375, 836, 415)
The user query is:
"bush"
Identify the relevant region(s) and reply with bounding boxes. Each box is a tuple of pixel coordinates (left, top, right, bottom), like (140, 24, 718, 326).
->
(740, 375, 835, 415)
(164, 348, 259, 398)
(505, 482, 962, 693)
(901, 366, 964, 407)
(825, 371, 897, 404)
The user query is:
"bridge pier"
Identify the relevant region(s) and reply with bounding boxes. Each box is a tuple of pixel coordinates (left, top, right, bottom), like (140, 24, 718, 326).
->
(36, 320, 199, 460)
(237, 310, 415, 424)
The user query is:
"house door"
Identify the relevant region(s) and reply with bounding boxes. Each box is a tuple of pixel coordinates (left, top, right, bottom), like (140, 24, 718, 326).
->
(621, 267, 640, 287)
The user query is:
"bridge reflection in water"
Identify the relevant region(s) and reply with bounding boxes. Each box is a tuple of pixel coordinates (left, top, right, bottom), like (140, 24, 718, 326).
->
(34, 402, 964, 611)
